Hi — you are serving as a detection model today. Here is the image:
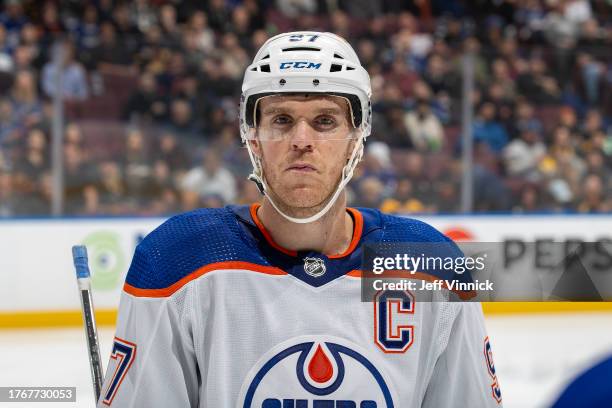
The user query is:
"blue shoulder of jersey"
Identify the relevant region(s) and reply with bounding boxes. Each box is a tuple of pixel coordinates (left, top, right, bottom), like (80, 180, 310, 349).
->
(376, 211, 457, 245)
(125, 206, 269, 290)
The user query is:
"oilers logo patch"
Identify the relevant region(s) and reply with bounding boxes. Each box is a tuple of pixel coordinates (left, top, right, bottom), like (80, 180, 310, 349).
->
(303, 257, 326, 278)
(238, 336, 397, 407)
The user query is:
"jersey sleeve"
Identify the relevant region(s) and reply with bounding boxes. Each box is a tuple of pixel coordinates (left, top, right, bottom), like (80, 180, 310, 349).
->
(421, 302, 503, 408)
(97, 247, 200, 407)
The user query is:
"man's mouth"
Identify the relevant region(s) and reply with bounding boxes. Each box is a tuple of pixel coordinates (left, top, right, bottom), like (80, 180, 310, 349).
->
(286, 163, 317, 172)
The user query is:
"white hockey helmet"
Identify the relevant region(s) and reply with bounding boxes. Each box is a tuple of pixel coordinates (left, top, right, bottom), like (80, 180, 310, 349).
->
(239, 31, 372, 224)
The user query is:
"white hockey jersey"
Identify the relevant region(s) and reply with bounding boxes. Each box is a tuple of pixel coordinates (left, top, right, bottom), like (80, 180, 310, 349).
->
(98, 204, 503, 407)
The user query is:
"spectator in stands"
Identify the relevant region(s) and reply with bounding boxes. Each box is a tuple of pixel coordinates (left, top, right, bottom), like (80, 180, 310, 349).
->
(12, 44, 34, 72)
(20, 23, 42, 66)
(206, 0, 231, 32)
(219, 32, 250, 80)
(63, 142, 97, 214)
(353, 176, 385, 209)
(404, 97, 444, 152)
(97, 160, 126, 214)
(0, 0, 27, 52)
(39, 2, 64, 47)
(513, 183, 544, 213)
(122, 128, 152, 207)
(472, 163, 512, 212)
(122, 71, 163, 122)
(41, 41, 89, 101)
(181, 148, 237, 205)
(188, 11, 214, 54)
(165, 98, 201, 140)
(14, 128, 48, 187)
(373, 102, 413, 148)
(182, 31, 206, 73)
(155, 132, 189, 177)
(19, 170, 52, 215)
(145, 159, 180, 214)
(112, 3, 142, 55)
(91, 22, 132, 67)
(503, 128, 546, 181)
(576, 52, 607, 106)
(473, 101, 509, 153)
(423, 53, 454, 96)
(0, 97, 19, 145)
(548, 126, 586, 184)
(395, 151, 434, 206)
(577, 174, 607, 213)
(354, 142, 396, 198)
(542, 0, 579, 85)
(81, 184, 101, 215)
(231, 6, 254, 51)
(75, 5, 101, 52)
(581, 109, 605, 139)
(381, 178, 427, 214)
(433, 178, 460, 213)
(511, 100, 543, 139)
(9, 69, 41, 131)
(130, 0, 158, 34)
(490, 58, 516, 100)
(63, 123, 83, 148)
(0, 169, 16, 216)
(158, 4, 181, 49)
(584, 150, 611, 181)
(0, 26, 11, 74)
(558, 106, 579, 134)
(517, 56, 561, 104)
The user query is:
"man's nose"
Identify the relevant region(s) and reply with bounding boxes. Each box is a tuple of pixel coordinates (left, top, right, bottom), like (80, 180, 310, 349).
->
(290, 119, 316, 149)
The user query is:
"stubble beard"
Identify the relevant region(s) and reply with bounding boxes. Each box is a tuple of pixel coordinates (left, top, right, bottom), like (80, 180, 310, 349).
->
(260, 159, 345, 219)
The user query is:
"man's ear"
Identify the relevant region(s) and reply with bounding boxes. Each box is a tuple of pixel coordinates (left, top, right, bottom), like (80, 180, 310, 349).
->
(249, 139, 262, 158)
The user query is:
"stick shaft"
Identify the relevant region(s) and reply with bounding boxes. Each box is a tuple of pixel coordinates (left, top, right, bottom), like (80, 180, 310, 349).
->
(79, 282, 104, 402)
(73, 245, 105, 404)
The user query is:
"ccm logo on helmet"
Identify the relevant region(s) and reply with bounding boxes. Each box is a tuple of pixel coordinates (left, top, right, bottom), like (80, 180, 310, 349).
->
(280, 61, 322, 70)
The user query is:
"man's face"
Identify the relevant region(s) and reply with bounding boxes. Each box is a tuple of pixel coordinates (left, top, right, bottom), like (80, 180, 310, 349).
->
(249, 95, 356, 212)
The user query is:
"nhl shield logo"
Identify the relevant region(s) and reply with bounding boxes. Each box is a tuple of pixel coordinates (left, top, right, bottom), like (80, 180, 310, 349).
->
(304, 257, 326, 277)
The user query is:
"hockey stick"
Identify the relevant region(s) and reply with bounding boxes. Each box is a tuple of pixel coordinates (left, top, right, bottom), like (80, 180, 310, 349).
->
(72, 245, 105, 404)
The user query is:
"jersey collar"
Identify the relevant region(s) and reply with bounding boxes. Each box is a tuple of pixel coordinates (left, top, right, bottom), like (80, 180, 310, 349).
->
(248, 202, 363, 259)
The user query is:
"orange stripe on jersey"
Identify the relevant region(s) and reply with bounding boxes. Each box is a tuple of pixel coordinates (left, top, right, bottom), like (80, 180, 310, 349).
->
(329, 207, 363, 259)
(250, 203, 297, 256)
(344, 269, 477, 301)
(249, 203, 364, 259)
(123, 261, 287, 298)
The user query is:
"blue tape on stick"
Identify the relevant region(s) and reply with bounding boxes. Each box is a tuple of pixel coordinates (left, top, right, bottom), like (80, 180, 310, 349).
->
(72, 245, 91, 279)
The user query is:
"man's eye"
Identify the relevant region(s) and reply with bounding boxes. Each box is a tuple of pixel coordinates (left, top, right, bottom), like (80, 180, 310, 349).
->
(315, 116, 337, 128)
(272, 115, 291, 125)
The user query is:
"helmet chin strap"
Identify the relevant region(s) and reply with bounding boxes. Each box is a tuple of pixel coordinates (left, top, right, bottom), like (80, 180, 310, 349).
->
(247, 136, 364, 224)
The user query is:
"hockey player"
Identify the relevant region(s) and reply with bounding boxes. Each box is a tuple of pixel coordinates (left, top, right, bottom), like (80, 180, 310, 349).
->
(98, 32, 502, 407)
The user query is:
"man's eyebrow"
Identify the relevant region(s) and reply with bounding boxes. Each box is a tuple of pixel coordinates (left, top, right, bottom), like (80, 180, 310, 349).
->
(261, 107, 290, 115)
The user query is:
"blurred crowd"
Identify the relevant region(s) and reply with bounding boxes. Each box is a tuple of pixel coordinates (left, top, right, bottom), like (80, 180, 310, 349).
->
(0, 0, 610, 217)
